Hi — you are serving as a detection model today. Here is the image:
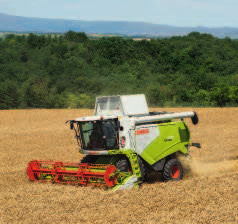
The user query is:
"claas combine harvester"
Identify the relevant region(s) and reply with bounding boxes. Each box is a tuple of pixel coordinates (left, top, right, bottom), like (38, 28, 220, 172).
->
(26, 94, 199, 190)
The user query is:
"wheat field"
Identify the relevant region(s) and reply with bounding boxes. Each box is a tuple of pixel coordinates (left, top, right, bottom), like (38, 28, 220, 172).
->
(0, 108, 237, 223)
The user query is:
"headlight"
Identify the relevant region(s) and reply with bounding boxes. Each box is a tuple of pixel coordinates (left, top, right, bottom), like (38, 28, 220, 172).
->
(120, 136, 126, 148)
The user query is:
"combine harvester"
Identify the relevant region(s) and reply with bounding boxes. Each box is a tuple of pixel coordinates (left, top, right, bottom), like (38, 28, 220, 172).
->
(27, 94, 199, 190)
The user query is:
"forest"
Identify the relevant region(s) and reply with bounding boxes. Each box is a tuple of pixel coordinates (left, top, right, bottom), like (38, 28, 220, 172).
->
(0, 31, 238, 109)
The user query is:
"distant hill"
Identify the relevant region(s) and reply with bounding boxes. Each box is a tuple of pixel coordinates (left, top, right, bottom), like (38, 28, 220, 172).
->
(1, 13, 238, 38)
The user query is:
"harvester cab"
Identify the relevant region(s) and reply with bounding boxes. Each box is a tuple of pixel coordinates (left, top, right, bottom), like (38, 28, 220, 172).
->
(27, 94, 199, 191)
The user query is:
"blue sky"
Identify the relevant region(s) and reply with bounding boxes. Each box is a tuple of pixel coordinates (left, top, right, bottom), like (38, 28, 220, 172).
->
(0, 0, 238, 27)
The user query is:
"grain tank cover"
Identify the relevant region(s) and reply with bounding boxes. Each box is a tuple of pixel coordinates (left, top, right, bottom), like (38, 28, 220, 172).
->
(95, 94, 149, 116)
(121, 94, 149, 116)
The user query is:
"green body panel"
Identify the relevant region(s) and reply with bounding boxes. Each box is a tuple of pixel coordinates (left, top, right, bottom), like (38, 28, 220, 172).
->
(108, 149, 142, 182)
(140, 121, 190, 165)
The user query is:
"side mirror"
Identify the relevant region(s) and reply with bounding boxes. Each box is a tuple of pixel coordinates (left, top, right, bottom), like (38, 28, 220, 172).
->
(70, 122, 74, 130)
(191, 112, 199, 125)
(117, 120, 124, 131)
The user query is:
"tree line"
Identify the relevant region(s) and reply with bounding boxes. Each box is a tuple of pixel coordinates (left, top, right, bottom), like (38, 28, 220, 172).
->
(0, 31, 238, 109)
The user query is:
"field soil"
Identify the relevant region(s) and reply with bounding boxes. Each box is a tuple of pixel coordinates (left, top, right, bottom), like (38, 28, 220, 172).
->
(0, 108, 237, 223)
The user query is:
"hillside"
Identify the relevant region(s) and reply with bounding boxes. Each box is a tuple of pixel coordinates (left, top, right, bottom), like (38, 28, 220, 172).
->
(1, 13, 238, 38)
(1, 31, 238, 109)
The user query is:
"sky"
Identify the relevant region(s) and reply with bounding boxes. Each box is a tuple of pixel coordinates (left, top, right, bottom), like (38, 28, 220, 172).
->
(0, 0, 238, 27)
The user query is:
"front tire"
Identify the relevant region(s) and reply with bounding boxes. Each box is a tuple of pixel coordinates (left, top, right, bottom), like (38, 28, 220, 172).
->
(162, 159, 183, 181)
(138, 158, 148, 182)
(116, 158, 130, 172)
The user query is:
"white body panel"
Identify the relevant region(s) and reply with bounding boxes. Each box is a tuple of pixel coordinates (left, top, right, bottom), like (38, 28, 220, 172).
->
(135, 124, 160, 154)
(119, 116, 135, 150)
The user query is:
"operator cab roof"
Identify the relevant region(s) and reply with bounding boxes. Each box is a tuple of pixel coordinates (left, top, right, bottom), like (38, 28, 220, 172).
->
(70, 94, 149, 122)
(95, 94, 149, 117)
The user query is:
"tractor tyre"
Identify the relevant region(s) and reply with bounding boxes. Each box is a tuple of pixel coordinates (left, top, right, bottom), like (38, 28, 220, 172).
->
(116, 158, 130, 172)
(162, 159, 183, 181)
(138, 158, 148, 182)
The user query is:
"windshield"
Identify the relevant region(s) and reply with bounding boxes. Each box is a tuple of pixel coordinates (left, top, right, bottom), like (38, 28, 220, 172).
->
(95, 96, 121, 116)
(80, 119, 119, 150)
